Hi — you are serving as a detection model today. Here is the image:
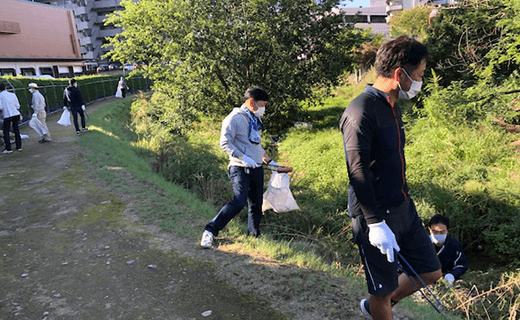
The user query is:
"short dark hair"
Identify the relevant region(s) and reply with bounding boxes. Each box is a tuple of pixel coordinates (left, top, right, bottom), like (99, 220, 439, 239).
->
(244, 86, 269, 102)
(0, 83, 5, 91)
(429, 214, 450, 229)
(69, 78, 77, 86)
(374, 35, 428, 78)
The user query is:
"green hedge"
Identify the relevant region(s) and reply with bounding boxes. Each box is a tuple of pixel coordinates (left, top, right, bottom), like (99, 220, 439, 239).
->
(0, 74, 151, 120)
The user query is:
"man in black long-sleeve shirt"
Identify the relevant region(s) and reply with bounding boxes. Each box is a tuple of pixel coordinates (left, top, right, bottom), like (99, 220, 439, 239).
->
(63, 78, 88, 135)
(340, 36, 441, 320)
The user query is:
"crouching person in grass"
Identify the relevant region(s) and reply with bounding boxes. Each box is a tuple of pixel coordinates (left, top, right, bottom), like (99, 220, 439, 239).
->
(428, 214, 468, 286)
(340, 36, 442, 320)
(200, 86, 279, 248)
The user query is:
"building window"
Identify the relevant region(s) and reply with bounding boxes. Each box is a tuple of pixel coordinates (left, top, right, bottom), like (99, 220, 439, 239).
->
(0, 68, 16, 76)
(40, 67, 54, 77)
(344, 14, 369, 23)
(21, 68, 36, 76)
(370, 15, 387, 23)
(97, 10, 114, 16)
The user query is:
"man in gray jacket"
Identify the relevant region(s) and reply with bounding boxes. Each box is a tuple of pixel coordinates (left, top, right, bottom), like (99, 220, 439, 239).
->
(200, 86, 278, 248)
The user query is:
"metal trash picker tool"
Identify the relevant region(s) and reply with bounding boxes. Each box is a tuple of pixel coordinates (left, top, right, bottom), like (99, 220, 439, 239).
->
(395, 251, 447, 318)
(264, 163, 293, 173)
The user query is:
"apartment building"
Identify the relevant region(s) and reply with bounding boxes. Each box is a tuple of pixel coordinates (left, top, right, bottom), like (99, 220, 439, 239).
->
(335, 0, 390, 36)
(0, 0, 83, 77)
(34, 0, 131, 70)
(386, 0, 457, 21)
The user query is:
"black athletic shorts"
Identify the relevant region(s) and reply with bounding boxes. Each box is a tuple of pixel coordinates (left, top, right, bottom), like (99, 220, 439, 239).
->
(352, 198, 441, 296)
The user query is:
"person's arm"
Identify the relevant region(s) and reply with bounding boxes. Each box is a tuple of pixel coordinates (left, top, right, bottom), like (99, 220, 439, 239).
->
(37, 93, 46, 110)
(14, 94, 20, 110)
(220, 115, 241, 159)
(447, 239, 468, 280)
(63, 88, 69, 107)
(341, 100, 400, 263)
(341, 105, 382, 224)
(31, 94, 36, 111)
(78, 89, 85, 106)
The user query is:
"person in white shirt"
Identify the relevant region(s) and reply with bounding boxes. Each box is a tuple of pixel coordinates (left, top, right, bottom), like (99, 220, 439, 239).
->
(28, 83, 51, 143)
(0, 83, 22, 153)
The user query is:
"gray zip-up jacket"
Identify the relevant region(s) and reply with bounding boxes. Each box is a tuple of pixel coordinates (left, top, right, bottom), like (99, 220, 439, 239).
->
(220, 106, 264, 167)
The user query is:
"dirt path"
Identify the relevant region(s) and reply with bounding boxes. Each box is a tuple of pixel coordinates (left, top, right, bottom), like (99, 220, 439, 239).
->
(0, 97, 414, 320)
(0, 98, 289, 320)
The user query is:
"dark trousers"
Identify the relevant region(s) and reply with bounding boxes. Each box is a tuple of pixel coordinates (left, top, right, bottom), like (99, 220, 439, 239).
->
(3, 115, 21, 151)
(71, 107, 86, 132)
(122, 88, 126, 98)
(205, 166, 264, 237)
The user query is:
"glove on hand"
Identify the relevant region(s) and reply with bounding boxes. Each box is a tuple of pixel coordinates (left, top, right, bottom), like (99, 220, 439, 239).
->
(81, 105, 85, 111)
(368, 221, 400, 263)
(32, 113, 37, 117)
(63, 106, 67, 110)
(241, 155, 259, 168)
(444, 273, 455, 286)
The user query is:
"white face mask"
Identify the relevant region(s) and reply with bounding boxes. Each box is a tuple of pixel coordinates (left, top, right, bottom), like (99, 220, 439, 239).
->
(29, 88, 35, 93)
(398, 68, 422, 100)
(254, 106, 265, 117)
(430, 233, 447, 245)
(253, 101, 266, 117)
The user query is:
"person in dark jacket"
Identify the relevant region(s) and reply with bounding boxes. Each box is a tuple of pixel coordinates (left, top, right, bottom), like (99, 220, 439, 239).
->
(428, 214, 468, 286)
(63, 78, 88, 135)
(340, 36, 441, 320)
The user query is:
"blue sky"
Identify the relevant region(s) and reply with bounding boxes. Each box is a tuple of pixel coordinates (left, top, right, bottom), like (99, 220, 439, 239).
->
(340, 0, 372, 7)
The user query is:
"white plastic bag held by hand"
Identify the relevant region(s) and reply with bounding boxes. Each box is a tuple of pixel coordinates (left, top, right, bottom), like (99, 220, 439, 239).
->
(368, 221, 400, 263)
(262, 172, 299, 213)
(57, 107, 71, 126)
(29, 114, 49, 137)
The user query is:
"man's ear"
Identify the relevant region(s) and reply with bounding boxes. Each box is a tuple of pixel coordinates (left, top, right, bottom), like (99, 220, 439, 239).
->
(392, 67, 403, 82)
(246, 98, 256, 110)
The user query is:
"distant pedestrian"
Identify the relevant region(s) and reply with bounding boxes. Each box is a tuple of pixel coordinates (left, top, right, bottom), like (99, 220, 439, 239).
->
(116, 76, 128, 98)
(63, 79, 88, 135)
(29, 83, 51, 143)
(0, 83, 22, 153)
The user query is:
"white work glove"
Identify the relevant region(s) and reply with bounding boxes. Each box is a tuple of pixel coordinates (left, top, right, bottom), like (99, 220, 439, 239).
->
(32, 113, 36, 117)
(81, 105, 85, 111)
(444, 273, 455, 286)
(63, 106, 67, 110)
(368, 221, 400, 263)
(241, 155, 259, 168)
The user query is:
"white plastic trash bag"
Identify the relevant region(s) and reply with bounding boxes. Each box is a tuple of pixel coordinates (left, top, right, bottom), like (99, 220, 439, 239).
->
(57, 107, 71, 126)
(115, 87, 123, 98)
(29, 114, 48, 137)
(262, 172, 299, 213)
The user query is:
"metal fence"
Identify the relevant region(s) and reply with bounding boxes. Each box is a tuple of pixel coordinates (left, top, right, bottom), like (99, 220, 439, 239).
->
(3, 76, 151, 123)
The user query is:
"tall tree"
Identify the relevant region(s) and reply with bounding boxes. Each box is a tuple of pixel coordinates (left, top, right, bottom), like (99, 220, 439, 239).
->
(105, 0, 366, 132)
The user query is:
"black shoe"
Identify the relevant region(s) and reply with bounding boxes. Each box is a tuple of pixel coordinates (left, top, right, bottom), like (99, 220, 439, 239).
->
(82, 127, 88, 132)
(39, 139, 47, 143)
(76, 131, 81, 135)
(1, 149, 13, 154)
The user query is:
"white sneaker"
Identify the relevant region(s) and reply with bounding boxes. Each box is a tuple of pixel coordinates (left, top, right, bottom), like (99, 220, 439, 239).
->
(200, 230, 214, 248)
(360, 299, 373, 319)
